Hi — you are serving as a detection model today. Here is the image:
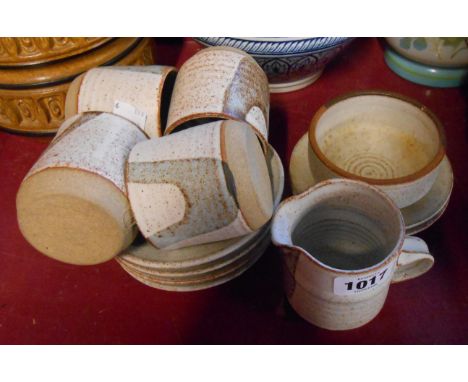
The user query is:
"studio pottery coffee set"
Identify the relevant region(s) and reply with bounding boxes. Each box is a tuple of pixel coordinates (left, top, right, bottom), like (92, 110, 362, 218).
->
(16, 44, 454, 331)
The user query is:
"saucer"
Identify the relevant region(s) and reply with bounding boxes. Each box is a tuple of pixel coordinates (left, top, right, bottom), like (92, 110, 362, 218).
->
(290, 132, 453, 234)
(120, 230, 271, 292)
(117, 223, 270, 278)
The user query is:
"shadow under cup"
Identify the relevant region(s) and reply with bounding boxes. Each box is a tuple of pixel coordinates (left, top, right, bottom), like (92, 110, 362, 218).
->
(291, 181, 404, 271)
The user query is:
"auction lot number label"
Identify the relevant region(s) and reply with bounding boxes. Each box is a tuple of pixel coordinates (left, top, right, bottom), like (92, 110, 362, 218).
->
(333, 265, 392, 295)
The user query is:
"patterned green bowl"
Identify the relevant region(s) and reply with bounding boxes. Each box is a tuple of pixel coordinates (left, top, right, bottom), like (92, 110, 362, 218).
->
(384, 47, 468, 88)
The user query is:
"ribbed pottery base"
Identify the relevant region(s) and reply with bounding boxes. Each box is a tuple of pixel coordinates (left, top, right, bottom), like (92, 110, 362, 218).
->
(269, 70, 324, 93)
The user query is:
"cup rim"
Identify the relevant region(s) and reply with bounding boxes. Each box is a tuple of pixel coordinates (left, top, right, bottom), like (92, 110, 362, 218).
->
(165, 114, 269, 153)
(272, 178, 406, 275)
(308, 90, 446, 186)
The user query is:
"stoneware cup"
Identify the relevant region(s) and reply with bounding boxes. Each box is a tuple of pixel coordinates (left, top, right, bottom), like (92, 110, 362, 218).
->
(120, 143, 284, 273)
(165, 46, 270, 149)
(126, 119, 273, 250)
(271, 179, 434, 331)
(65, 65, 177, 138)
(308, 91, 446, 208)
(16, 112, 147, 265)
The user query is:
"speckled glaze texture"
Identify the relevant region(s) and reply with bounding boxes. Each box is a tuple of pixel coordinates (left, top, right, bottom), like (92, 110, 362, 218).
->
(194, 38, 355, 93)
(119, 230, 272, 292)
(289, 132, 454, 234)
(126, 121, 255, 250)
(117, 144, 285, 291)
(307, 141, 441, 209)
(27, 113, 146, 193)
(308, 92, 446, 208)
(165, 46, 270, 147)
(121, 144, 284, 269)
(70, 66, 176, 138)
(117, 228, 267, 278)
(17, 112, 147, 265)
(271, 179, 434, 330)
(404, 157, 453, 233)
(119, 225, 271, 283)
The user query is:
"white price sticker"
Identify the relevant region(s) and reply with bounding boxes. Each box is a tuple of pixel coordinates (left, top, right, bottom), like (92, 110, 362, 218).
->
(333, 265, 392, 295)
(113, 101, 147, 130)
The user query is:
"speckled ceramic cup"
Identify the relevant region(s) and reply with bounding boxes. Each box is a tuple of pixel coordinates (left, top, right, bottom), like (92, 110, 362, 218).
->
(165, 46, 270, 149)
(308, 91, 446, 208)
(271, 179, 434, 331)
(117, 144, 285, 291)
(120, 144, 284, 271)
(126, 120, 273, 250)
(16, 112, 147, 265)
(65, 65, 177, 138)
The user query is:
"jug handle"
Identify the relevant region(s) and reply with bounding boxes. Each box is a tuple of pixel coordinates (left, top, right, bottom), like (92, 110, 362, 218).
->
(391, 236, 434, 283)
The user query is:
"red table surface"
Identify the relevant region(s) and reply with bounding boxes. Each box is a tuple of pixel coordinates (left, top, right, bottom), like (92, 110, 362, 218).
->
(0, 38, 467, 345)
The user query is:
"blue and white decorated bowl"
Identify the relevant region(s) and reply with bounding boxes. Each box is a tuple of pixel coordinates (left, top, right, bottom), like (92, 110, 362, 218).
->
(194, 37, 354, 93)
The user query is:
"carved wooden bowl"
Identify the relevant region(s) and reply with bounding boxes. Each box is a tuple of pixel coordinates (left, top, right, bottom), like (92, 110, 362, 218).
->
(0, 37, 112, 66)
(0, 38, 155, 134)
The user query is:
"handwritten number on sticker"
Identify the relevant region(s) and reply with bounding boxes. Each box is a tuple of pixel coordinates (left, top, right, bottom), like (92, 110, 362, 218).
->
(113, 101, 147, 129)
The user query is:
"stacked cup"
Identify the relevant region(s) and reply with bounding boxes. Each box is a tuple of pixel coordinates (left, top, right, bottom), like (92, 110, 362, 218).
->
(119, 145, 283, 291)
(16, 65, 177, 265)
(16, 47, 284, 291)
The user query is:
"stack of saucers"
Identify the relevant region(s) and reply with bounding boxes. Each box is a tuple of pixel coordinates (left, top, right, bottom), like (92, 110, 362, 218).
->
(116, 146, 284, 291)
